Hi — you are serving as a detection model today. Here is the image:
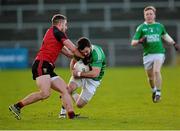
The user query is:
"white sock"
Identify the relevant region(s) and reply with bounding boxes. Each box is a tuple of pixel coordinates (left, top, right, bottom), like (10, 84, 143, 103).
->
(156, 90, 161, 96)
(152, 87, 157, 93)
(60, 107, 66, 115)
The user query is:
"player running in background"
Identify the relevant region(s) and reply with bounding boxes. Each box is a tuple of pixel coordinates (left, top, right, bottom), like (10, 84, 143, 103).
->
(131, 6, 180, 103)
(59, 37, 106, 118)
(9, 14, 84, 120)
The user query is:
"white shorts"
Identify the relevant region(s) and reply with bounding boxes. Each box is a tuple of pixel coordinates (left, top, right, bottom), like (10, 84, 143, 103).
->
(143, 54, 165, 70)
(69, 76, 100, 102)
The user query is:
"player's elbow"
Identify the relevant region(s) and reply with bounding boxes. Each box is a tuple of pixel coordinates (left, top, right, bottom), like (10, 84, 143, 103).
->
(90, 68, 100, 78)
(162, 34, 175, 45)
(91, 70, 100, 78)
(91, 73, 99, 78)
(76, 103, 84, 108)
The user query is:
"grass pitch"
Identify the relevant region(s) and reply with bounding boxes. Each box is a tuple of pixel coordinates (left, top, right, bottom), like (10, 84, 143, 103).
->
(0, 67, 180, 130)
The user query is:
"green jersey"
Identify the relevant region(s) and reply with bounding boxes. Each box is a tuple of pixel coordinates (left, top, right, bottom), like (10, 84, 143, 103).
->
(133, 22, 167, 56)
(90, 45, 106, 81)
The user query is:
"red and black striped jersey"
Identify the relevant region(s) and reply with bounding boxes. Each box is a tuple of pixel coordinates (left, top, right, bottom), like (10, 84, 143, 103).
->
(35, 26, 67, 64)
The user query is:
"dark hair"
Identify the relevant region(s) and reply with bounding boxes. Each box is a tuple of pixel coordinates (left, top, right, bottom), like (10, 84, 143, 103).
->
(51, 14, 66, 25)
(77, 37, 91, 51)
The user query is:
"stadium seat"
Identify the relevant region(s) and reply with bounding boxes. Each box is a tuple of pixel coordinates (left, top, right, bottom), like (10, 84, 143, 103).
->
(0, 11, 17, 23)
(66, 9, 104, 22)
(89, 26, 130, 39)
(0, 28, 37, 40)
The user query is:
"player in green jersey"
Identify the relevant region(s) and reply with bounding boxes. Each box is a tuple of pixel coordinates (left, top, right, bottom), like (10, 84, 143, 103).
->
(131, 6, 180, 103)
(59, 37, 106, 118)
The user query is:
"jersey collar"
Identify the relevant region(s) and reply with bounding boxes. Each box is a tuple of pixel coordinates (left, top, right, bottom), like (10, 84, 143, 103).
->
(144, 21, 156, 25)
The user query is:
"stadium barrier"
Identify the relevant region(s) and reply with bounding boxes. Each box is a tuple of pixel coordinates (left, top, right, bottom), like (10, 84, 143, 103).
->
(0, 48, 28, 69)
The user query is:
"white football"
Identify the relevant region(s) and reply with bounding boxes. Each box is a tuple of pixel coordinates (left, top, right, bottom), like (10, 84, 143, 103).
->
(74, 60, 89, 72)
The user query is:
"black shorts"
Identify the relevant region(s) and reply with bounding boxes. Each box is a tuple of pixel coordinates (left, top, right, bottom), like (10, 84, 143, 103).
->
(32, 60, 57, 80)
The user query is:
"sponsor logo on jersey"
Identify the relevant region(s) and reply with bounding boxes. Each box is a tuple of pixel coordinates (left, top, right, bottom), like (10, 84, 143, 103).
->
(147, 34, 160, 42)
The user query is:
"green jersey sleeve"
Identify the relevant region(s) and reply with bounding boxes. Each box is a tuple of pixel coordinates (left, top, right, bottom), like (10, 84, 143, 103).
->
(91, 58, 103, 68)
(160, 24, 167, 35)
(133, 24, 143, 40)
(90, 45, 106, 81)
(91, 51, 103, 68)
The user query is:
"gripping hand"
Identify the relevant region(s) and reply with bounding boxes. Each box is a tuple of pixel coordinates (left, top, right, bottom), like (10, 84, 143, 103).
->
(174, 43, 180, 51)
(138, 36, 147, 44)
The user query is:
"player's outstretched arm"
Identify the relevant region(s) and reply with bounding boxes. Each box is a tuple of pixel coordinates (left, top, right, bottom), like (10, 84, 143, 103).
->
(162, 34, 180, 51)
(173, 43, 180, 51)
(61, 46, 73, 58)
(131, 37, 147, 46)
(63, 39, 84, 58)
(131, 40, 139, 46)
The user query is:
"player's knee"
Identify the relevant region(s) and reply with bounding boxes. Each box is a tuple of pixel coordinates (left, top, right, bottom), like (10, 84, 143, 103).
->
(68, 83, 77, 94)
(154, 70, 160, 76)
(76, 99, 87, 108)
(67, 86, 73, 94)
(147, 72, 153, 80)
(148, 76, 154, 81)
(76, 103, 84, 108)
(147, 74, 154, 81)
(40, 91, 51, 99)
(61, 88, 69, 96)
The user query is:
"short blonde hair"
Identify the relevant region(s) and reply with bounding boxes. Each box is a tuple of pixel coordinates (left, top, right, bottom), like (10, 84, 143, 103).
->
(144, 6, 156, 13)
(51, 14, 67, 25)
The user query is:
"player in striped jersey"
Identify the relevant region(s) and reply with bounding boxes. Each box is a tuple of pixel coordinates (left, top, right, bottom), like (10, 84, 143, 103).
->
(9, 14, 83, 120)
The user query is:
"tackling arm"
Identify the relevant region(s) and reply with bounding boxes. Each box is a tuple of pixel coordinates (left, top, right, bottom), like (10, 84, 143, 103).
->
(61, 46, 73, 58)
(63, 39, 84, 58)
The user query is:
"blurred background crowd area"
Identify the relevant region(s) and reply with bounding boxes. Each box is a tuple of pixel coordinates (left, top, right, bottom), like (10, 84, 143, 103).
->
(0, 0, 180, 68)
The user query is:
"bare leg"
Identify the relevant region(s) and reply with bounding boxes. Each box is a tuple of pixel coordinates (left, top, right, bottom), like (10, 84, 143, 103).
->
(9, 75, 52, 120)
(67, 81, 79, 101)
(21, 75, 51, 106)
(67, 81, 87, 108)
(51, 76, 74, 115)
(146, 68, 155, 89)
(58, 81, 78, 118)
(153, 59, 163, 90)
(75, 97, 87, 108)
(146, 67, 158, 102)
